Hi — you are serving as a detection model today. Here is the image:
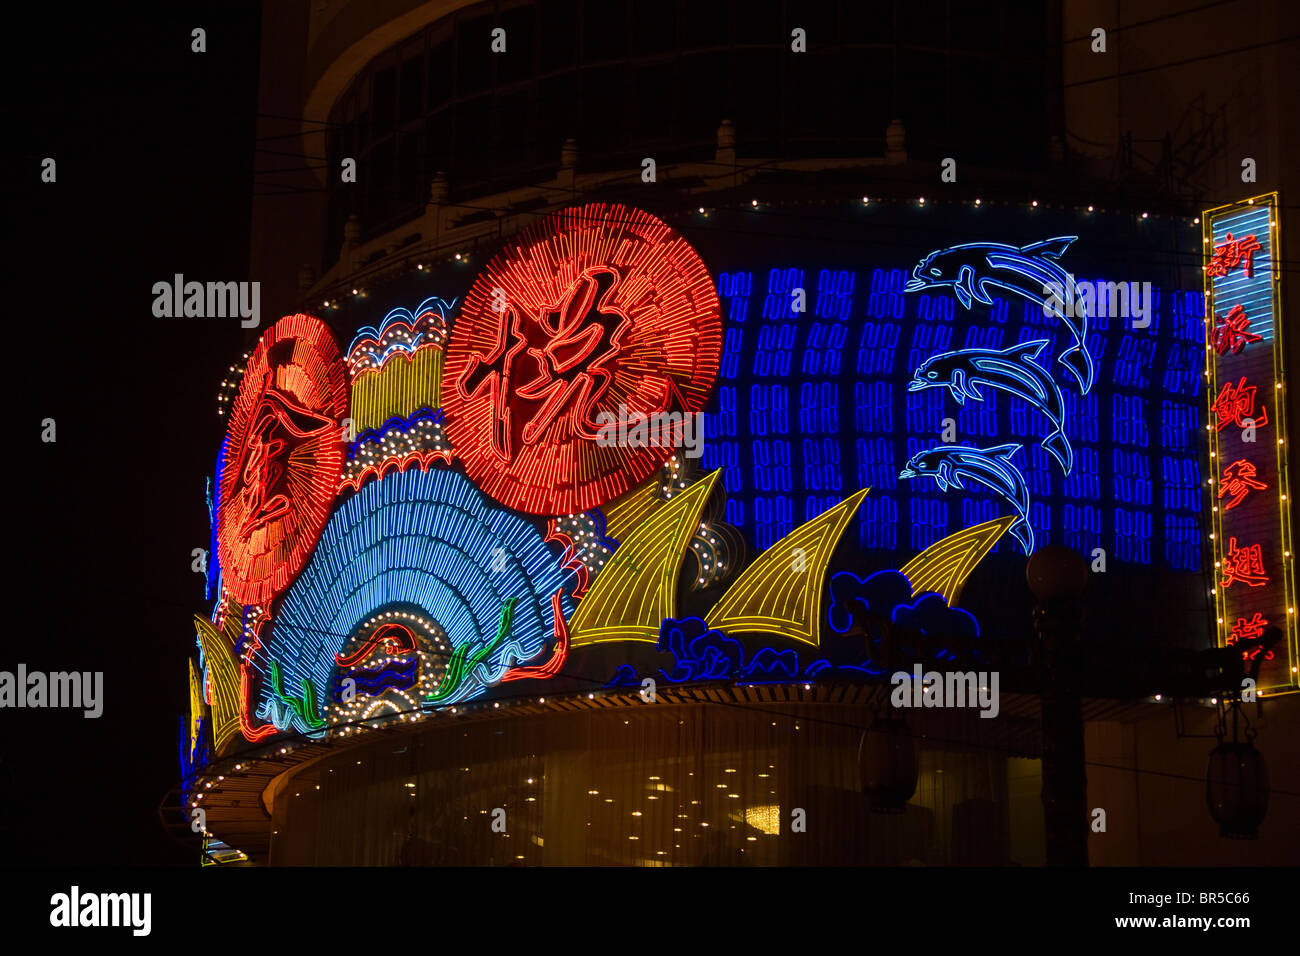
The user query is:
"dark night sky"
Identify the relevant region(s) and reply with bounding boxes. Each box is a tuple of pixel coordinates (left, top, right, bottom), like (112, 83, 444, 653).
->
(10, 3, 262, 864)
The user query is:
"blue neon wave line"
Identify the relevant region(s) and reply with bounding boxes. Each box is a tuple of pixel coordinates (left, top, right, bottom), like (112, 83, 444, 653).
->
(205, 436, 228, 602)
(347, 408, 445, 459)
(347, 296, 458, 355)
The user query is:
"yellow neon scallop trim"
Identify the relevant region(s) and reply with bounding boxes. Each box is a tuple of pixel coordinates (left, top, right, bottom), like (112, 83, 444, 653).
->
(899, 515, 1017, 605)
(349, 346, 442, 433)
(568, 470, 722, 645)
(706, 488, 871, 646)
(194, 615, 242, 755)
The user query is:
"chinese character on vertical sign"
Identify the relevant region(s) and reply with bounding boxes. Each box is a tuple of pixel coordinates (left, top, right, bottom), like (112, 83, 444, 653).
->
(1217, 459, 1267, 511)
(1226, 612, 1274, 662)
(1211, 376, 1269, 432)
(1211, 304, 1262, 355)
(1203, 192, 1295, 693)
(1206, 232, 1262, 278)
(1220, 536, 1268, 589)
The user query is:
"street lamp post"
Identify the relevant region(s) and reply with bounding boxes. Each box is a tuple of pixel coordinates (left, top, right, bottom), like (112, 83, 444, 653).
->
(1026, 546, 1090, 867)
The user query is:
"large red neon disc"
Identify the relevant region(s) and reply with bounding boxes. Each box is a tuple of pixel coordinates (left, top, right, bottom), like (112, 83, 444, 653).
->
(441, 203, 722, 515)
(218, 313, 348, 605)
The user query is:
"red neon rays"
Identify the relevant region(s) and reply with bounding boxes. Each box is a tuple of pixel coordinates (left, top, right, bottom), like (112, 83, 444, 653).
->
(218, 314, 348, 606)
(441, 203, 722, 516)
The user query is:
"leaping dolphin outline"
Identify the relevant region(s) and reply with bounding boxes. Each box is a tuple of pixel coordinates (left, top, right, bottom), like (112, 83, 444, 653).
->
(908, 339, 1074, 474)
(903, 237, 1095, 394)
(899, 443, 1035, 553)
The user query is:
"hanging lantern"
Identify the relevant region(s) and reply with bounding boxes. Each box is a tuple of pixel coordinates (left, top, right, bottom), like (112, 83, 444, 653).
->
(859, 716, 918, 813)
(1206, 739, 1269, 839)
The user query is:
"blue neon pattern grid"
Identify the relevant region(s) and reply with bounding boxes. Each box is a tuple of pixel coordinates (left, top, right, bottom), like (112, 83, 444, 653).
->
(702, 265, 1204, 568)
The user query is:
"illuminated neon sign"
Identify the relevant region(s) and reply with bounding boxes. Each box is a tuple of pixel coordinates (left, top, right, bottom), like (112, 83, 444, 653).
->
(441, 203, 722, 516)
(1217, 459, 1266, 511)
(1212, 304, 1262, 355)
(909, 338, 1073, 473)
(899, 444, 1033, 552)
(217, 314, 348, 606)
(1206, 232, 1262, 279)
(901, 237, 1100, 554)
(904, 237, 1094, 394)
(1212, 376, 1269, 431)
(1203, 192, 1296, 693)
(261, 467, 572, 717)
(184, 204, 1223, 772)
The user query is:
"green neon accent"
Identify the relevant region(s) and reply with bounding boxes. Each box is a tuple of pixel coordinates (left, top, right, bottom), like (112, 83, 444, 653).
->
(270, 659, 287, 700)
(297, 675, 326, 729)
(269, 659, 326, 729)
(425, 598, 516, 704)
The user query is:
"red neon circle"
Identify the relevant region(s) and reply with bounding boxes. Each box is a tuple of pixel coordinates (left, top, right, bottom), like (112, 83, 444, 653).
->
(441, 203, 722, 515)
(218, 313, 348, 606)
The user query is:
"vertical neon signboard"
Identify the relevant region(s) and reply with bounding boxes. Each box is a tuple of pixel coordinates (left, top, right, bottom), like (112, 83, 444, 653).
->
(1203, 192, 1296, 694)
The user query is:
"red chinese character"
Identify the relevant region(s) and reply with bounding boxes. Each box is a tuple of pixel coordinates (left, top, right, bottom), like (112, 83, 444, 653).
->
(515, 268, 636, 446)
(1211, 304, 1262, 355)
(458, 268, 634, 461)
(1212, 376, 1269, 432)
(1221, 537, 1268, 589)
(1226, 611, 1274, 662)
(1207, 232, 1263, 279)
(1218, 459, 1267, 510)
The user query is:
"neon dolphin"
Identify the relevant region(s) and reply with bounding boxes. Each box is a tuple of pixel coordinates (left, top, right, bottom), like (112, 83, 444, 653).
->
(908, 339, 1073, 474)
(899, 444, 1034, 553)
(903, 238, 1094, 394)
